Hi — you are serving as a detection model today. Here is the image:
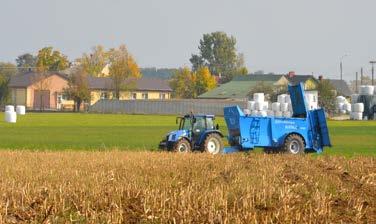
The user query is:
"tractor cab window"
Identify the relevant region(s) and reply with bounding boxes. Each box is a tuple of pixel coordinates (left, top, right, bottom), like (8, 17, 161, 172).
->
(206, 117, 214, 130)
(180, 118, 192, 130)
(193, 117, 206, 134)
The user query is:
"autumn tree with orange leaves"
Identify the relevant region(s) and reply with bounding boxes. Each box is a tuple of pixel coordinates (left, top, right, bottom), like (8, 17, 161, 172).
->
(170, 67, 216, 98)
(108, 45, 141, 99)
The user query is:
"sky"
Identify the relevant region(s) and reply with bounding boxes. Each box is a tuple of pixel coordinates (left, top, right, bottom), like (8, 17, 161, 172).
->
(1, 0, 375, 80)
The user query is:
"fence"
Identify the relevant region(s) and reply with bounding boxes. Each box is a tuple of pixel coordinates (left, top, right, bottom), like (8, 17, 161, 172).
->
(89, 99, 247, 116)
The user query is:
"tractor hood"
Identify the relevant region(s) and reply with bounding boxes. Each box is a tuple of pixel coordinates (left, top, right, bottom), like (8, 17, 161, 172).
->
(166, 130, 189, 142)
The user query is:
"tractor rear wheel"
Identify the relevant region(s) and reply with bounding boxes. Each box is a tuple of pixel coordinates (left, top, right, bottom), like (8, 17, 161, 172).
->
(203, 134, 224, 155)
(173, 139, 191, 153)
(283, 134, 305, 154)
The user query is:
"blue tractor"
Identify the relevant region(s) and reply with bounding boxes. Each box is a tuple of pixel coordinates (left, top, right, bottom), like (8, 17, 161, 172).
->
(223, 83, 331, 154)
(159, 114, 224, 154)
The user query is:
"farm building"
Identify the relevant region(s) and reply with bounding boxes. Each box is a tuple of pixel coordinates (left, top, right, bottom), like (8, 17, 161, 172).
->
(8, 71, 172, 110)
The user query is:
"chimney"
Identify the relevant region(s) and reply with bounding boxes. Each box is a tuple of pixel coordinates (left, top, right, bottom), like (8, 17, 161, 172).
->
(288, 71, 295, 78)
(318, 75, 323, 81)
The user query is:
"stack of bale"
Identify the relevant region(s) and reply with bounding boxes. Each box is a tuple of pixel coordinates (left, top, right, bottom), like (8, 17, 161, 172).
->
(336, 96, 351, 115)
(350, 85, 376, 120)
(3, 105, 26, 123)
(270, 94, 292, 118)
(245, 93, 269, 117)
(245, 92, 318, 118)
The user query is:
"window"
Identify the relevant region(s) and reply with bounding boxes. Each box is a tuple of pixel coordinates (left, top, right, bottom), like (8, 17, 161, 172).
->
(159, 93, 166, 99)
(206, 117, 214, 130)
(142, 93, 148, 100)
(131, 93, 137, 100)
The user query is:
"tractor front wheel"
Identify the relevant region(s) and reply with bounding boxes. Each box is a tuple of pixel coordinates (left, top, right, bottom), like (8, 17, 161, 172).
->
(173, 139, 192, 153)
(203, 134, 224, 155)
(283, 134, 305, 154)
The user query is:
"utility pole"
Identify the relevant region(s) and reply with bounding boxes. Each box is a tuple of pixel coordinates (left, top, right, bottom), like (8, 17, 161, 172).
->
(370, 61, 376, 85)
(361, 67, 363, 85)
(340, 54, 349, 80)
(356, 72, 358, 93)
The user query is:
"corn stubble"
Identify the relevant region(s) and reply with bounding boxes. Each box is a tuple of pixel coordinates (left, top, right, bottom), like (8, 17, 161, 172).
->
(0, 151, 374, 223)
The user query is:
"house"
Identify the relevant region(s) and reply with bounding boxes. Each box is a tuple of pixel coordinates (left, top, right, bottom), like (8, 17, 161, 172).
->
(9, 72, 172, 110)
(285, 74, 319, 90)
(8, 72, 72, 110)
(327, 79, 353, 97)
(198, 74, 288, 100)
(88, 76, 172, 105)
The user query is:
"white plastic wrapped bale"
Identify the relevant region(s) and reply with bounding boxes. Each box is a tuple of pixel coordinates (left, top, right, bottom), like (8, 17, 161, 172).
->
(283, 111, 292, 118)
(247, 101, 255, 110)
(267, 110, 274, 116)
(262, 101, 269, 110)
(280, 103, 289, 112)
(253, 93, 265, 102)
(351, 94, 359, 103)
(16, 105, 26, 115)
(271, 102, 281, 112)
(5, 105, 14, 112)
(285, 95, 291, 104)
(288, 103, 293, 112)
(340, 109, 347, 114)
(274, 111, 283, 117)
(344, 103, 351, 112)
(259, 110, 267, 117)
(336, 96, 346, 104)
(4, 111, 17, 123)
(359, 85, 374, 95)
(352, 103, 364, 112)
(251, 110, 259, 116)
(350, 112, 363, 120)
(277, 94, 287, 103)
(254, 101, 263, 111)
(243, 109, 251, 115)
(336, 102, 344, 110)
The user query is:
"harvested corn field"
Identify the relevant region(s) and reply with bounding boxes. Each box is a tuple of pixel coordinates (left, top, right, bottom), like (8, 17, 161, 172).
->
(0, 151, 375, 223)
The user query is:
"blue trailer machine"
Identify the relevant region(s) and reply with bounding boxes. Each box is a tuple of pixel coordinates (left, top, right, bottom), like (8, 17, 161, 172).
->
(223, 83, 331, 154)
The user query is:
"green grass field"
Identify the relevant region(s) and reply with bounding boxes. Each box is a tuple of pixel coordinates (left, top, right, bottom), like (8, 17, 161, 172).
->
(0, 113, 375, 156)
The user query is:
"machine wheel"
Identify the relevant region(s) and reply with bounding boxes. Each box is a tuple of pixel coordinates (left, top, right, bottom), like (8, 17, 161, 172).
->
(173, 139, 192, 153)
(283, 134, 305, 154)
(203, 134, 224, 155)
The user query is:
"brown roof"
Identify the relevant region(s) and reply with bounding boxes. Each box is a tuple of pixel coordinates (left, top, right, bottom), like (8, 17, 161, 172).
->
(8, 72, 68, 88)
(9, 72, 172, 92)
(87, 76, 172, 92)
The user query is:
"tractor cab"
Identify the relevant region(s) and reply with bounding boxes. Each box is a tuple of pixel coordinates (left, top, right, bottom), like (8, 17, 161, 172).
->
(159, 114, 223, 154)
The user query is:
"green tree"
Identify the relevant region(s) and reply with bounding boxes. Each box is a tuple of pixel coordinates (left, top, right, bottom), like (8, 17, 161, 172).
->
(317, 79, 336, 112)
(36, 47, 69, 72)
(64, 66, 91, 112)
(170, 67, 196, 98)
(0, 62, 17, 105)
(16, 53, 37, 73)
(108, 45, 141, 99)
(78, 45, 109, 76)
(190, 31, 248, 83)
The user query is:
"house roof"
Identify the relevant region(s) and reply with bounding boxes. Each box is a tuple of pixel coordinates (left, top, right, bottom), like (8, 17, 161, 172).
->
(327, 79, 353, 96)
(8, 72, 68, 88)
(233, 74, 285, 82)
(285, 75, 318, 85)
(88, 76, 172, 92)
(9, 72, 172, 92)
(198, 80, 275, 99)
